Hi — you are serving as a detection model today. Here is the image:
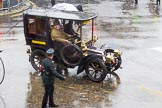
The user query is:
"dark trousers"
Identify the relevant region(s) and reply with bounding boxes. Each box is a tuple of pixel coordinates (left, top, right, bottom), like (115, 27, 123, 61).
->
(156, 0, 160, 5)
(42, 85, 54, 108)
(135, 0, 138, 4)
(51, 0, 55, 6)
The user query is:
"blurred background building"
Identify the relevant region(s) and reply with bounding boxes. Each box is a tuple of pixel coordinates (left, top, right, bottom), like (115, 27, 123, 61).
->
(0, 0, 24, 9)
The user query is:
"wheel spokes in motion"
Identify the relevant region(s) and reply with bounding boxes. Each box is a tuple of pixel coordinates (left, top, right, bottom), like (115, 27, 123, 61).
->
(87, 62, 104, 79)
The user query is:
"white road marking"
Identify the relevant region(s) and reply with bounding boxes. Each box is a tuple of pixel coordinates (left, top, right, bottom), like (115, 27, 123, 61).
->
(149, 47, 162, 53)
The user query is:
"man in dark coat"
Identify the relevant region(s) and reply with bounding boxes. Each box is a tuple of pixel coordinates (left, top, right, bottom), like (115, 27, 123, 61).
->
(135, 0, 138, 4)
(64, 20, 76, 35)
(156, 0, 160, 5)
(41, 48, 66, 108)
(51, 0, 55, 6)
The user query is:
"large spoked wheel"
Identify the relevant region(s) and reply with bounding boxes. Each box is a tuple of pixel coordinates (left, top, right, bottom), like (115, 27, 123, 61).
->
(104, 49, 122, 71)
(60, 44, 83, 67)
(85, 58, 107, 83)
(0, 57, 5, 85)
(105, 71, 120, 85)
(30, 49, 47, 71)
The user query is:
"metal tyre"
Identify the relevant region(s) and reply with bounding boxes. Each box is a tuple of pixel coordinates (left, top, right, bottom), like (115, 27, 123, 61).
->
(85, 58, 107, 83)
(30, 49, 47, 71)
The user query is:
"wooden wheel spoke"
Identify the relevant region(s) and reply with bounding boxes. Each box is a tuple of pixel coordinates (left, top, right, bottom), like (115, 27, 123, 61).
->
(89, 68, 94, 71)
(90, 71, 95, 76)
(95, 67, 102, 71)
(90, 62, 96, 69)
(94, 72, 97, 78)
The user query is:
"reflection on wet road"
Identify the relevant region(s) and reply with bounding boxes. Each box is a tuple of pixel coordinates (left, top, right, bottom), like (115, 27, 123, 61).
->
(1, 0, 162, 107)
(90, 0, 162, 108)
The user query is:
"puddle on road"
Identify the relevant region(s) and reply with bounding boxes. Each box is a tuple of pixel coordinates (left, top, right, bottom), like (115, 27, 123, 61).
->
(27, 73, 119, 108)
(121, 0, 134, 10)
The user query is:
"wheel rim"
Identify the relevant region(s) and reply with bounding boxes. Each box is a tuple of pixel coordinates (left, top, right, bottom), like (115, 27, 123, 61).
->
(31, 50, 47, 70)
(33, 53, 44, 68)
(88, 62, 103, 79)
(86, 59, 107, 82)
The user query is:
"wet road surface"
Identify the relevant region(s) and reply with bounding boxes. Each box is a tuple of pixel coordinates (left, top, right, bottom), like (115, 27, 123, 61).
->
(1, 0, 162, 108)
(91, 0, 162, 108)
(0, 16, 34, 108)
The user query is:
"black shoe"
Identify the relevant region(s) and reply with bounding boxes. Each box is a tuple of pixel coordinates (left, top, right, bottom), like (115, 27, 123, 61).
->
(49, 104, 59, 107)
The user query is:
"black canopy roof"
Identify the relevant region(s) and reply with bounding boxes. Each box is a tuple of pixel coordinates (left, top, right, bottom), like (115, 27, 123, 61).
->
(23, 8, 97, 21)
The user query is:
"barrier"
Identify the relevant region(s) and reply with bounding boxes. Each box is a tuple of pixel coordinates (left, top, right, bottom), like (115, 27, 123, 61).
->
(0, 1, 25, 11)
(0, 0, 35, 18)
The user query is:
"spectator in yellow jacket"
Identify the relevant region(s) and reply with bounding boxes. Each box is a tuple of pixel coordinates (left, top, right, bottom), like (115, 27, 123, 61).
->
(51, 20, 72, 45)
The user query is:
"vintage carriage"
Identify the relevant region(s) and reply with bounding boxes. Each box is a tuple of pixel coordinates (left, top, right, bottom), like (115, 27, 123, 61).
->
(23, 8, 122, 83)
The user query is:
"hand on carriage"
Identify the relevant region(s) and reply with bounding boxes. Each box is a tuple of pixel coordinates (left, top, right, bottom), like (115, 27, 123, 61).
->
(84, 35, 98, 46)
(65, 39, 71, 45)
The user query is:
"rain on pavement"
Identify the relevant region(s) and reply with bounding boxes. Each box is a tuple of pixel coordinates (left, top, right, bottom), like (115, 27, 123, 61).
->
(0, 0, 162, 108)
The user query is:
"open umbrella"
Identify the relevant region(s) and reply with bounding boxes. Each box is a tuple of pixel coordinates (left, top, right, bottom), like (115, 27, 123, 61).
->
(52, 3, 78, 11)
